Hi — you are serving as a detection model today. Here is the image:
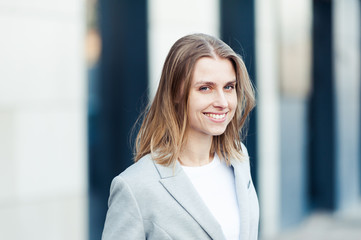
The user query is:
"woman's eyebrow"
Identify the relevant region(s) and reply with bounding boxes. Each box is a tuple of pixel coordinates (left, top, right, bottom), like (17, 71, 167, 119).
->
(226, 80, 237, 85)
(194, 80, 236, 86)
(194, 81, 216, 86)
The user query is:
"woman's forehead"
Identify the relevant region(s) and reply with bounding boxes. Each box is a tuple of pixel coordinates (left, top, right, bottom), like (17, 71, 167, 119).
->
(191, 57, 236, 84)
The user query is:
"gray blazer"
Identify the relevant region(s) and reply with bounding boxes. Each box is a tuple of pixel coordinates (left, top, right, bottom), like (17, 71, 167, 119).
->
(102, 150, 259, 240)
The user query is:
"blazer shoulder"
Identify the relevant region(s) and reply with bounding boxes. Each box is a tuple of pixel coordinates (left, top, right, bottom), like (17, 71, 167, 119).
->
(232, 143, 251, 173)
(120, 154, 152, 174)
(115, 154, 160, 188)
(240, 142, 250, 158)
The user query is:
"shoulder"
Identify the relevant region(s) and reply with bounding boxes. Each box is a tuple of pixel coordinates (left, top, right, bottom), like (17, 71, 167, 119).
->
(240, 142, 251, 168)
(108, 155, 169, 215)
(112, 154, 160, 191)
(230, 142, 251, 172)
(120, 154, 155, 178)
(240, 142, 250, 158)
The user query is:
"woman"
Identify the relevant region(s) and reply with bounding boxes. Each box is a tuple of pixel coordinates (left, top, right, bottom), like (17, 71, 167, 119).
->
(102, 33, 259, 240)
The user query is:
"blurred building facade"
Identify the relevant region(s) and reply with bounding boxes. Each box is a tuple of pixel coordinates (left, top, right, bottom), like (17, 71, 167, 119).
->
(0, 0, 87, 240)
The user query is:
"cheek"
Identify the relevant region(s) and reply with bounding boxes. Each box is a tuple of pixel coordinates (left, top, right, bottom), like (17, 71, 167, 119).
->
(229, 93, 238, 110)
(189, 96, 208, 111)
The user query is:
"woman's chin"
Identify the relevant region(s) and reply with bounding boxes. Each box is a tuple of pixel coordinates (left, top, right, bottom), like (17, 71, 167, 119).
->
(209, 128, 227, 136)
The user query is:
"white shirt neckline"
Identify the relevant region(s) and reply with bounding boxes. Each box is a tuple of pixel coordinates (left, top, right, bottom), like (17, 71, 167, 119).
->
(181, 153, 241, 240)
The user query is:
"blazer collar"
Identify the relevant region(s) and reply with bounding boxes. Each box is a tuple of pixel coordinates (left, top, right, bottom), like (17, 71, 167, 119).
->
(153, 158, 252, 240)
(231, 158, 251, 239)
(153, 160, 226, 240)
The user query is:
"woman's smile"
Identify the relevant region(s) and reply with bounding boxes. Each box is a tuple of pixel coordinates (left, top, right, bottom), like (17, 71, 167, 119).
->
(203, 112, 228, 122)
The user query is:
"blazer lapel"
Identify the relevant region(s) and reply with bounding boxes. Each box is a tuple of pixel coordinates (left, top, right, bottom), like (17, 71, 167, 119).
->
(231, 159, 251, 239)
(153, 161, 226, 240)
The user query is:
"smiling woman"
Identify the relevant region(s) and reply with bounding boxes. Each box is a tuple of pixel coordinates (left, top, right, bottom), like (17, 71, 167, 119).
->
(186, 57, 238, 159)
(102, 33, 259, 240)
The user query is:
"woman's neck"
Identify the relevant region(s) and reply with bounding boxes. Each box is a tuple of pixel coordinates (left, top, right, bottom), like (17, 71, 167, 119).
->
(179, 133, 214, 167)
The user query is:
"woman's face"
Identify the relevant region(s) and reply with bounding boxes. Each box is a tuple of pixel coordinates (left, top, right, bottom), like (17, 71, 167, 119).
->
(186, 56, 237, 140)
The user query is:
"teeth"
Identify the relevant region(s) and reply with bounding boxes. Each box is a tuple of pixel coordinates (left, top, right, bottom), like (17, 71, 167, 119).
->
(205, 113, 226, 119)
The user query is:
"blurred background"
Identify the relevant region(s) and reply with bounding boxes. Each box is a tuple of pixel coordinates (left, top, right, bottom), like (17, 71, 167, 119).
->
(0, 0, 360, 239)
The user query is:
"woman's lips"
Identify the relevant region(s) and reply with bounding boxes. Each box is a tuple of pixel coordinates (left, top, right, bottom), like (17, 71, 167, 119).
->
(203, 112, 227, 122)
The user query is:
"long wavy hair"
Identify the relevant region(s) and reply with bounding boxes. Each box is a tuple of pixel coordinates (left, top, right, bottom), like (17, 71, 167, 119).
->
(134, 33, 255, 166)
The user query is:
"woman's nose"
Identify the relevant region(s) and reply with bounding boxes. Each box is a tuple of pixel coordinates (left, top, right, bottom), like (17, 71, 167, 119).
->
(213, 90, 228, 108)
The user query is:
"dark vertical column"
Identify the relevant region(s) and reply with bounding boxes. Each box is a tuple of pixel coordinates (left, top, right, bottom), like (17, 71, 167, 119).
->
(88, 1, 148, 239)
(220, 0, 258, 188)
(309, 0, 335, 210)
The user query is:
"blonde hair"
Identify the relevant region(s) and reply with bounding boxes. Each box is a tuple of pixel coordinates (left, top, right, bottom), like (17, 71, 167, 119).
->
(134, 33, 255, 165)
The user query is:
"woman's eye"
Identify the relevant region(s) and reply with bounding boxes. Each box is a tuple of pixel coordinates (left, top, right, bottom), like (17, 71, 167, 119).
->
(225, 85, 235, 90)
(199, 86, 210, 91)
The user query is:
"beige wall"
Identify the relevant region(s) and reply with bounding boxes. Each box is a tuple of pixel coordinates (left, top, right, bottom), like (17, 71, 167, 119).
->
(0, 1, 87, 239)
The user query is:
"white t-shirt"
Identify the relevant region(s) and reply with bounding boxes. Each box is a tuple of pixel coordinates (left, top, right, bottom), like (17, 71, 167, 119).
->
(181, 154, 240, 240)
